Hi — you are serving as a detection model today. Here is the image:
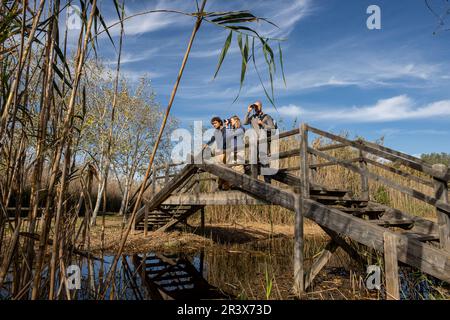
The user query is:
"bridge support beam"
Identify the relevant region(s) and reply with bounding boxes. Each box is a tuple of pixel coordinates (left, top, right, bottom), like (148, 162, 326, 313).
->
(384, 232, 400, 300)
(433, 164, 450, 252)
(293, 195, 305, 295)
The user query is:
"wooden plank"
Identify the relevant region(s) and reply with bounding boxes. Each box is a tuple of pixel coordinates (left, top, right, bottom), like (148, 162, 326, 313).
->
(272, 148, 300, 160)
(164, 163, 170, 184)
(317, 143, 347, 152)
(306, 125, 449, 180)
(309, 157, 360, 169)
(320, 226, 366, 267)
(370, 219, 414, 228)
(403, 232, 439, 242)
(365, 157, 434, 187)
(195, 163, 295, 210)
(384, 232, 400, 300)
(308, 147, 450, 213)
(244, 128, 300, 148)
(359, 151, 369, 201)
(304, 239, 339, 290)
(200, 207, 205, 233)
(293, 194, 304, 295)
(156, 206, 202, 232)
(371, 202, 438, 236)
(363, 140, 435, 169)
(162, 191, 267, 206)
(135, 165, 198, 224)
(433, 164, 450, 251)
(144, 205, 149, 237)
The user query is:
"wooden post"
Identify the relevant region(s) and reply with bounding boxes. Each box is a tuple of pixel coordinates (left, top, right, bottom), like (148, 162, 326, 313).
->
(294, 123, 309, 296)
(144, 204, 149, 237)
(250, 164, 258, 179)
(293, 195, 304, 295)
(300, 123, 310, 199)
(194, 173, 200, 193)
(432, 164, 450, 251)
(304, 239, 338, 290)
(151, 167, 156, 195)
(200, 207, 205, 234)
(384, 232, 400, 300)
(359, 149, 369, 201)
(165, 163, 170, 185)
(310, 154, 318, 185)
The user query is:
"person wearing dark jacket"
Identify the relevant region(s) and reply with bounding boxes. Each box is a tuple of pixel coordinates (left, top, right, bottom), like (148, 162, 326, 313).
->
(243, 100, 276, 133)
(243, 101, 276, 183)
(203, 116, 227, 190)
(203, 116, 226, 153)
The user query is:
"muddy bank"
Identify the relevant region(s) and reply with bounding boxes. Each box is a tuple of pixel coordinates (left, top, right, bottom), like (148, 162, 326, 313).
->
(86, 215, 326, 255)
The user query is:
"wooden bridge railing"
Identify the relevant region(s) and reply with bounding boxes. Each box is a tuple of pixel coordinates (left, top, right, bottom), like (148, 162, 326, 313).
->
(302, 123, 450, 251)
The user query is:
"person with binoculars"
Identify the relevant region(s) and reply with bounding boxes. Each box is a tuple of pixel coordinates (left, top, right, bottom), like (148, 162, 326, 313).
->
(224, 115, 245, 175)
(244, 100, 276, 183)
(243, 100, 276, 132)
(203, 116, 244, 190)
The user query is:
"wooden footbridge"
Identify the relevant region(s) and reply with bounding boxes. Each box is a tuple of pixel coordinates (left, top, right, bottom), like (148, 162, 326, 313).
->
(131, 123, 450, 298)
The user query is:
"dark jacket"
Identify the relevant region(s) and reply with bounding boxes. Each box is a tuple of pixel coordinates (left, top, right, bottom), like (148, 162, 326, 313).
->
(206, 126, 226, 152)
(243, 111, 275, 133)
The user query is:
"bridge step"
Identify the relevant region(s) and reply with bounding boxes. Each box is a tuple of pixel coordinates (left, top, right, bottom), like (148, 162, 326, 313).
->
(403, 232, 439, 242)
(311, 195, 368, 207)
(369, 219, 415, 229)
(309, 188, 349, 197)
(329, 206, 385, 218)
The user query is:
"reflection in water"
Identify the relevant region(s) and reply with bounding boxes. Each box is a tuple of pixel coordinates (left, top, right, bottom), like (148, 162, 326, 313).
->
(132, 252, 233, 300)
(0, 237, 444, 300)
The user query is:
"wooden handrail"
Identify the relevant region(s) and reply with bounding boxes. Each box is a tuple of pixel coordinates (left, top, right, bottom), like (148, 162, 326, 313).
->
(306, 124, 449, 181)
(308, 146, 450, 214)
(364, 157, 434, 187)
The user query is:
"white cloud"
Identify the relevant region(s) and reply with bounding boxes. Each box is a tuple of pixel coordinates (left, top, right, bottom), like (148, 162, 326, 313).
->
(107, 0, 193, 37)
(266, 95, 450, 123)
(244, 58, 443, 97)
(104, 48, 161, 65)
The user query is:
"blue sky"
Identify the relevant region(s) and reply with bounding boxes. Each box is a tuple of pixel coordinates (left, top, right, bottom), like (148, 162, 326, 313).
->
(66, 0, 450, 156)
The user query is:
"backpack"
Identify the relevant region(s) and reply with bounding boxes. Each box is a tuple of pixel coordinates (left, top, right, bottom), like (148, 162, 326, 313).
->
(261, 114, 278, 130)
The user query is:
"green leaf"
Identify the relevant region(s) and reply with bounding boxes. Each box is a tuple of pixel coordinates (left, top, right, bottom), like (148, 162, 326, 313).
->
(213, 30, 233, 79)
(232, 34, 249, 103)
(89, 0, 116, 49)
(52, 80, 63, 97)
(251, 38, 275, 108)
(52, 63, 73, 89)
(54, 44, 73, 82)
(212, 12, 256, 22)
(113, 0, 122, 21)
(278, 43, 286, 87)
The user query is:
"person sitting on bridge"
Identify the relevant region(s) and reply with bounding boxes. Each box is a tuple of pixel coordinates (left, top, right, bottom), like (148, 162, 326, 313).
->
(243, 101, 276, 183)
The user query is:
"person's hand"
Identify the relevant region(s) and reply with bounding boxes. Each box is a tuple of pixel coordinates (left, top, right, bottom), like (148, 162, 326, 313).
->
(247, 105, 253, 113)
(202, 144, 208, 149)
(257, 119, 264, 126)
(224, 119, 229, 126)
